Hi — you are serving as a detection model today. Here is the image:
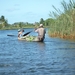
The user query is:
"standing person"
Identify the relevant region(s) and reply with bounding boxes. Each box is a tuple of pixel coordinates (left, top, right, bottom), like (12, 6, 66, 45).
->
(34, 24, 46, 42)
(18, 29, 24, 38)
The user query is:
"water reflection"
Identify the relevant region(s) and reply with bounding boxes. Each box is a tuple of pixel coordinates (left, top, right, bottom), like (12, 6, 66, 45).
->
(37, 42, 45, 50)
(35, 42, 46, 69)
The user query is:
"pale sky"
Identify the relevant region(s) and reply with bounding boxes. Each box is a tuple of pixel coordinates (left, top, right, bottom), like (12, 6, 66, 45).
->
(0, 0, 69, 24)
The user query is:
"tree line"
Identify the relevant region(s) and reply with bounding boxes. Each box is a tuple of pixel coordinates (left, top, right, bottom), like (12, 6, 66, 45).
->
(0, 15, 53, 29)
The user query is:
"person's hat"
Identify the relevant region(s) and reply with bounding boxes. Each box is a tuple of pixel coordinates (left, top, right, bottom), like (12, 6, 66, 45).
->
(40, 24, 43, 27)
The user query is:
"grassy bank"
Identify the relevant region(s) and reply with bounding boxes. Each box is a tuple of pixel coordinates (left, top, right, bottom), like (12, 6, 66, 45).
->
(48, 0, 75, 40)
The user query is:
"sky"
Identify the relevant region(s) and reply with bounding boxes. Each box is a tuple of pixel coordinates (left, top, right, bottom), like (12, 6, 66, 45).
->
(0, 0, 69, 24)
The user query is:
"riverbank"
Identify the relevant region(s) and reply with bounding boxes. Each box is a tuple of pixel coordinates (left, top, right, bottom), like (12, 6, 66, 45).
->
(0, 25, 49, 30)
(48, 32, 75, 40)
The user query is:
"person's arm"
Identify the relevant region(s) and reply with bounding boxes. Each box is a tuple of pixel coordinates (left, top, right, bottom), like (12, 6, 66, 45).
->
(35, 29, 39, 33)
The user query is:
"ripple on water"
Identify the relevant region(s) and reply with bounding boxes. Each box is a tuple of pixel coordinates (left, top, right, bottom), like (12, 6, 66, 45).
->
(0, 29, 75, 75)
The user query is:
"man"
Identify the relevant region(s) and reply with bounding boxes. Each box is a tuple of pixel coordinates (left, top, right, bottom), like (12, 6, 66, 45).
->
(34, 24, 46, 42)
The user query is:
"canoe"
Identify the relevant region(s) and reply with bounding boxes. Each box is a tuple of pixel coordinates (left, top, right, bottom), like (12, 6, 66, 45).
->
(18, 35, 39, 42)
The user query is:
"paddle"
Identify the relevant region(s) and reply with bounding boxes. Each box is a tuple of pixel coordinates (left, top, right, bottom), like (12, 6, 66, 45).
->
(23, 31, 32, 36)
(7, 34, 17, 37)
(7, 34, 15, 36)
(7, 31, 32, 37)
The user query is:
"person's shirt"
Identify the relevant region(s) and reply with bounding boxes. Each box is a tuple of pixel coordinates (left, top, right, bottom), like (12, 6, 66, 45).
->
(18, 31, 23, 38)
(35, 27, 46, 38)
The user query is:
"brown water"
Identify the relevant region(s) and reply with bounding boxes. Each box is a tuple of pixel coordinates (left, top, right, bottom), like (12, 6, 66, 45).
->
(0, 29, 75, 75)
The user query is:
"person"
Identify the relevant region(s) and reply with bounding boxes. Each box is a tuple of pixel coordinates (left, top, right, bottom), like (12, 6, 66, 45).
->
(18, 29, 24, 38)
(34, 24, 46, 42)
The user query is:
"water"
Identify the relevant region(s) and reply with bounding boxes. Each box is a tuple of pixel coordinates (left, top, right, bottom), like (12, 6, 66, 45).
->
(0, 29, 75, 75)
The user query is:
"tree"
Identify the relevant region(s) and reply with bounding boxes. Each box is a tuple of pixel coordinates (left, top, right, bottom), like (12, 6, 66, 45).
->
(39, 18, 44, 24)
(0, 15, 5, 22)
(19, 22, 22, 28)
(45, 18, 55, 26)
(3, 20, 8, 27)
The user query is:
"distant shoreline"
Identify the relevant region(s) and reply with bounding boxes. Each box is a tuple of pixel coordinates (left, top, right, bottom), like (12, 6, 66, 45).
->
(0, 26, 49, 30)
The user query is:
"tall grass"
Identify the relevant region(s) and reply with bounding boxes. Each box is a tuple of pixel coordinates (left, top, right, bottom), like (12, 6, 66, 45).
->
(49, 0, 75, 39)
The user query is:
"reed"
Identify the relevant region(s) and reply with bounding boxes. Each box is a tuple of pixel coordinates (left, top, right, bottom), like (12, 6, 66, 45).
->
(49, 0, 75, 39)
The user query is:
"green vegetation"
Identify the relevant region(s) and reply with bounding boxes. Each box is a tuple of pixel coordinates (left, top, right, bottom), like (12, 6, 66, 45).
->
(48, 0, 75, 39)
(0, 16, 49, 30)
(0, 15, 9, 29)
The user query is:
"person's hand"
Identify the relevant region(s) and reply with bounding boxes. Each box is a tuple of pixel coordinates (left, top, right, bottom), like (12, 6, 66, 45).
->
(34, 28, 37, 30)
